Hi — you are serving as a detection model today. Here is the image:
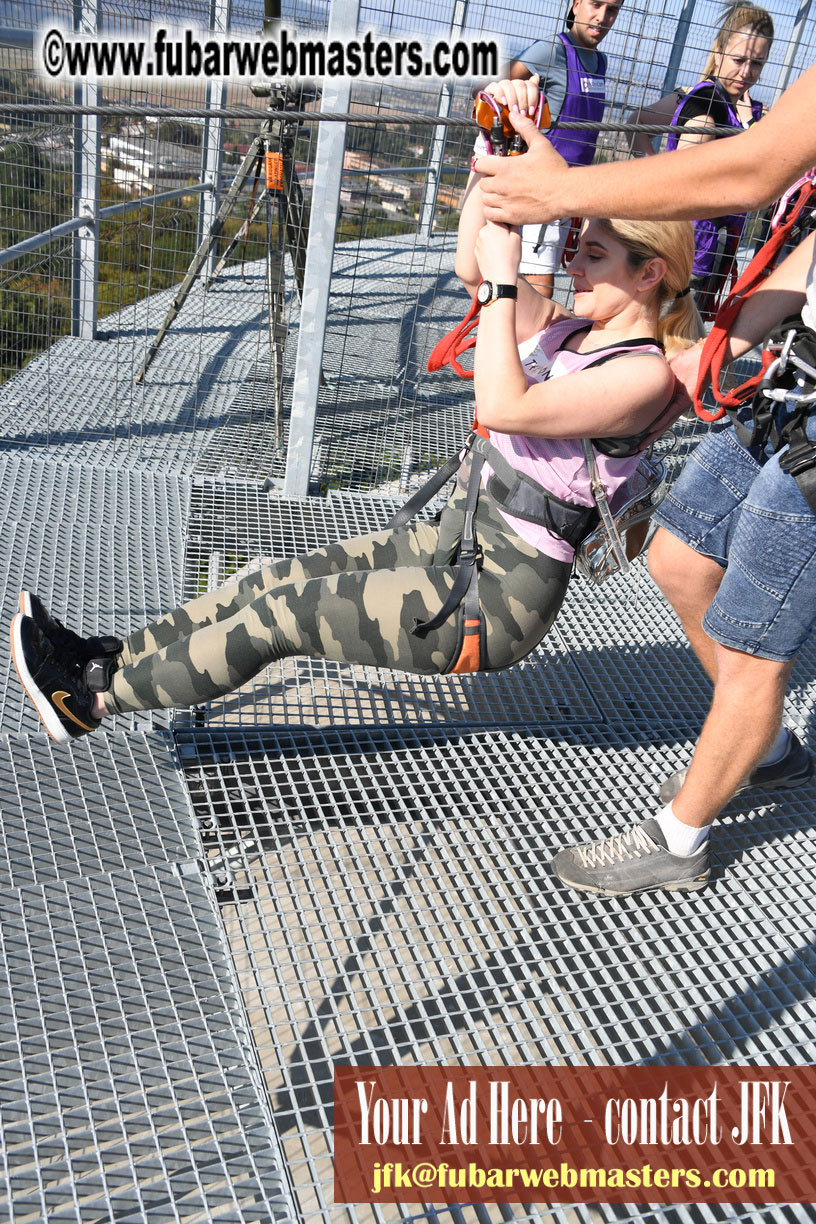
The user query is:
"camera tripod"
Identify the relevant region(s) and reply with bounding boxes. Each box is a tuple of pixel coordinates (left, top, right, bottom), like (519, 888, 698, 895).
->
(134, 85, 310, 449)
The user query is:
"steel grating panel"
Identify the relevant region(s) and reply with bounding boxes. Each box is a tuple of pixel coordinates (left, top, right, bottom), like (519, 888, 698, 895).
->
(177, 486, 603, 730)
(0, 859, 296, 1223)
(556, 562, 816, 741)
(0, 346, 258, 473)
(286, 238, 477, 495)
(117, 274, 297, 359)
(189, 237, 472, 488)
(0, 266, 270, 474)
(176, 725, 816, 1224)
(191, 354, 293, 483)
(0, 453, 192, 529)
(0, 729, 197, 889)
(554, 568, 716, 737)
(0, 220, 807, 1224)
(0, 514, 182, 736)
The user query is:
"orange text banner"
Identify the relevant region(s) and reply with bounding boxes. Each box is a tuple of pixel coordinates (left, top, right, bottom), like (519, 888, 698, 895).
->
(334, 1065, 816, 1205)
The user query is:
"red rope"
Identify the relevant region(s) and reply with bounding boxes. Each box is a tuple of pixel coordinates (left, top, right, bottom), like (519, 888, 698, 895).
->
(694, 175, 816, 421)
(426, 293, 492, 436)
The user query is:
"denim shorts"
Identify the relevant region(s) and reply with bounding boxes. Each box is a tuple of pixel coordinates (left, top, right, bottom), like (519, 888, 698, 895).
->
(653, 423, 816, 661)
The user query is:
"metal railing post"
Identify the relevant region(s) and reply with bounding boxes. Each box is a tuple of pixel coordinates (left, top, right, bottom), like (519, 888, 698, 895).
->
(660, 0, 698, 96)
(198, 0, 231, 271)
(282, 0, 359, 498)
(71, 0, 100, 339)
(774, 0, 812, 95)
(418, 0, 468, 238)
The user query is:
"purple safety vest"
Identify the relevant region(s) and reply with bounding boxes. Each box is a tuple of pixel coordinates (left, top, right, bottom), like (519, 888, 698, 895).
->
(667, 80, 764, 277)
(547, 32, 606, 167)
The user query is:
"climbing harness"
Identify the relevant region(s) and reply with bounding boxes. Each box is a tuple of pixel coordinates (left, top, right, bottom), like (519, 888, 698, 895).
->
(667, 81, 764, 323)
(386, 429, 601, 673)
(391, 305, 671, 671)
(694, 170, 816, 512)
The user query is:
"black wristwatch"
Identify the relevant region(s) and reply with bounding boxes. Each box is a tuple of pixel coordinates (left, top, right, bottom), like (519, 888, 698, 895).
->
(477, 280, 518, 306)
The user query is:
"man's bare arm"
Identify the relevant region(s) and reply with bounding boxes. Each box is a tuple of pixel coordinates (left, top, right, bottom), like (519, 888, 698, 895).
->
(669, 233, 815, 408)
(475, 64, 816, 226)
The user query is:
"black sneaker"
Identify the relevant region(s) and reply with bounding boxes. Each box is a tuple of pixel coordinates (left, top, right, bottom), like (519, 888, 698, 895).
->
(659, 731, 814, 805)
(552, 818, 710, 897)
(19, 590, 123, 671)
(10, 613, 101, 744)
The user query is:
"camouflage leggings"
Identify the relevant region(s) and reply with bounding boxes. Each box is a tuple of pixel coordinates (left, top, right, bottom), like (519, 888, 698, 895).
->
(102, 479, 572, 716)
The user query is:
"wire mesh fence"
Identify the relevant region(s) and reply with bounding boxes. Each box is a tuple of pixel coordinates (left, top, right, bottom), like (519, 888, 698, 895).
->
(1, 0, 814, 481)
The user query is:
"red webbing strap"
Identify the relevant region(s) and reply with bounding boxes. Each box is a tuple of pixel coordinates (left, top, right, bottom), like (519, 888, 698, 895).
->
(694, 176, 816, 421)
(427, 292, 481, 380)
(426, 293, 490, 437)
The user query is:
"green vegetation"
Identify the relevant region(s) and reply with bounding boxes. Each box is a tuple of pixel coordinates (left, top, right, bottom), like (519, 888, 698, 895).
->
(345, 118, 431, 168)
(337, 211, 415, 243)
(0, 94, 451, 382)
(0, 135, 286, 382)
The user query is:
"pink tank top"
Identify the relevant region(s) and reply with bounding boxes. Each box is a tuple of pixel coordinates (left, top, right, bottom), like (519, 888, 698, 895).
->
(486, 316, 665, 562)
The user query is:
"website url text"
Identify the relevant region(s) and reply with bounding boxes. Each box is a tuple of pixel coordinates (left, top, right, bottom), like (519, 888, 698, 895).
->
(38, 27, 500, 83)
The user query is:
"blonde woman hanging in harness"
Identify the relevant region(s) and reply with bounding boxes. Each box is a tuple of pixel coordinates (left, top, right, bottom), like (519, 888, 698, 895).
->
(10, 91, 702, 745)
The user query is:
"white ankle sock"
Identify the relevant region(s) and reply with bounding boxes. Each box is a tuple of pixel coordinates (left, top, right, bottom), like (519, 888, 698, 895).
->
(656, 802, 710, 857)
(758, 726, 791, 768)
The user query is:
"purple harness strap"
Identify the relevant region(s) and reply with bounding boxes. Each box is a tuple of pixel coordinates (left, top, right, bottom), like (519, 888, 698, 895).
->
(547, 32, 606, 168)
(667, 80, 763, 277)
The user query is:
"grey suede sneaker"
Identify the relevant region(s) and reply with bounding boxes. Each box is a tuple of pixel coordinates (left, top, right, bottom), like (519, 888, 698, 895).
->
(552, 818, 710, 897)
(659, 732, 813, 806)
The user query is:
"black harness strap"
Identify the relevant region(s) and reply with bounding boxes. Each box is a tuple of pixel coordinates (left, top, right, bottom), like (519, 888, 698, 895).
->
(470, 432, 599, 548)
(411, 448, 486, 643)
(734, 317, 816, 515)
(385, 431, 600, 673)
(385, 447, 467, 531)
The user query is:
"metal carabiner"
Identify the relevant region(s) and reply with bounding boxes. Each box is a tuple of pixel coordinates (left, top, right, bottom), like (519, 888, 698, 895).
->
(757, 328, 800, 401)
(774, 326, 798, 376)
(757, 354, 783, 402)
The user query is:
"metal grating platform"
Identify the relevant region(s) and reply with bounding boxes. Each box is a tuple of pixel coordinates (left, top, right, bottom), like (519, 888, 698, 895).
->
(177, 484, 604, 731)
(0, 453, 192, 531)
(177, 724, 816, 1224)
(2, 225, 815, 1224)
(0, 520, 163, 736)
(0, 267, 274, 473)
(0, 859, 294, 1223)
(0, 729, 196, 889)
(0, 457, 190, 736)
(0, 238, 470, 487)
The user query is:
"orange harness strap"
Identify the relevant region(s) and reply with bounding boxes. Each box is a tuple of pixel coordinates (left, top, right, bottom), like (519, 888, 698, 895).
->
(694, 174, 816, 421)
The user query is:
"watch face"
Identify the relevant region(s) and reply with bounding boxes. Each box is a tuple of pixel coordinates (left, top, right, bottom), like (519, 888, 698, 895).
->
(477, 281, 492, 304)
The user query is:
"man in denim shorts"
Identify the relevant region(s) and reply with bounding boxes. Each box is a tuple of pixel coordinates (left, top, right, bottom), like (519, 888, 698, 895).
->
(473, 66, 816, 894)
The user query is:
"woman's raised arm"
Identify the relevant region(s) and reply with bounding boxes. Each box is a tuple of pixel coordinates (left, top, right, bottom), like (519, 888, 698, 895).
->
(455, 173, 564, 343)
